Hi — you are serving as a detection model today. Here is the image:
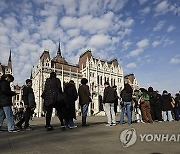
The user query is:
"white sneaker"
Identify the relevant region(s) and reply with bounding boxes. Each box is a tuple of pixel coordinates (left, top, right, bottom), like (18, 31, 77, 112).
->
(105, 124, 111, 126)
(112, 123, 116, 126)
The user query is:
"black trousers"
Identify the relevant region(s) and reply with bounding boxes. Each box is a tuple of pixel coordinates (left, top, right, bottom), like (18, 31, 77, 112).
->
(45, 104, 65, 127)
(16, 107, 31, 128)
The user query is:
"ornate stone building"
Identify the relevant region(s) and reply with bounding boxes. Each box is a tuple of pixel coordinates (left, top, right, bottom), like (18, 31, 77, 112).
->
(31, 42, 124, 117)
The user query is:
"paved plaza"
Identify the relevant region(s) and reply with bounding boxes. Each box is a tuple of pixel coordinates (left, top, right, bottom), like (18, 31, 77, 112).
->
(0, 116, 179, 154)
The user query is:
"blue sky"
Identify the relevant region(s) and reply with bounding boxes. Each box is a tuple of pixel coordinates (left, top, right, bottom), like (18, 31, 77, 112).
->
(0, 0, 179, 96)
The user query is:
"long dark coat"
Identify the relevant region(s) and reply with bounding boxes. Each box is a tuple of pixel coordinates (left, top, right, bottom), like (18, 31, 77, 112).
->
(42, 77, 62, 106)
(78, 84, 90, 105)
(161, 94, 173, 111)
(0, 80, 16, 107)
(64, 83, 78, 119)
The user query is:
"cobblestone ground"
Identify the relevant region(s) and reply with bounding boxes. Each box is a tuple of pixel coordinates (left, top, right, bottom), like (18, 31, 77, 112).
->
(0, 116, 179, 154)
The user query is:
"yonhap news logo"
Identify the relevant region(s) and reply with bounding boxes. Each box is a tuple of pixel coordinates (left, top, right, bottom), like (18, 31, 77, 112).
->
(119, 128, 180, 148)
(119, 128, 137, 147)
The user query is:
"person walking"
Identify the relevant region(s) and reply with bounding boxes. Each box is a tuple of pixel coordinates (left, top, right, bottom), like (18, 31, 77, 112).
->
(161, 90, 173, 122)
(16, 79, 36, 130)
(78, 78, 91, 127)
(103, 82, 116, 126)
(0, 74, 19, 132)
(120, 83, 133, 125)
(64, 80, 78, 128)
(42, 72, 65, 131)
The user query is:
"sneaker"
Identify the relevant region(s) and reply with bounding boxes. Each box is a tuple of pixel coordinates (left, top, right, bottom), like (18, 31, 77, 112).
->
(24, 127, 33, 131)
(8, 129, 20, 133)
(46, 126, 54, 131)
(68, 125, 78, 129)
(16, 124, 23, 130)
(61, 126, 66, 131)
(73, 125, 78, 128)
(112, 122, 116, 126)
(105, 124, 112, 126)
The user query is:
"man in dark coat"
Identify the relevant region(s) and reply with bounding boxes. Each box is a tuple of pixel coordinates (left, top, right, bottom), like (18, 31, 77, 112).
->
(174, 93, 180, 121)
(16, 79, 36, 130)
(78, 78, 91, 126)
(0, 74, 19, 132)
(161, 90, 173, 121)
(120, 83, 133, 125)
(42, 72, 65, 131)
(64, 80, 78, 128)
(148, 87, 163, 121)
(103, 82, 116, 126)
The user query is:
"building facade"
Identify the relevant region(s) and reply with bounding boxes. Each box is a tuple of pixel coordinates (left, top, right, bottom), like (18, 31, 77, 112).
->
(124, 73, 139, 90)
(31, 43, 124, 117)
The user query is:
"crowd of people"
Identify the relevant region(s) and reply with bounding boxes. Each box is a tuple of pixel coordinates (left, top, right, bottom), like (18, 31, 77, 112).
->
(0, 72, 179, 133)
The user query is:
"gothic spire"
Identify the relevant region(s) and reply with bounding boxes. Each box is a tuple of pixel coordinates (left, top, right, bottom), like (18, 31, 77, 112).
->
(9, 49, 12, 62)
(57, 41, 61, 57)
(7, 49, 12, 71)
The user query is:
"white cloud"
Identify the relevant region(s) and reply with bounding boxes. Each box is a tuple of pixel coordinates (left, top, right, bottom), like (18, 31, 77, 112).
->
(67, 28, 80, 38)
(154, 1, 170, 15)
(167, 25, 175, 32)
(137, 39, 149, 48)
(78, 0, 127, 15)
(170, 55, 180, 64)
(152, 41, 160, 47)
(127, 39, 149, 57)
(128, 48, 143, 57)
(122, 40, 132, 50)
(118, 18, 134, 28)
(3, 17, 19, 29)
(66, 36, 87, 52)
(38, 16, 58, 37)
(0, 35, 9, 45)
(153, 20, 165, 31)
(89, 34, 111, 48)
(141, 6, 151, 14)
(126, 62, 137, 68)
(139, 0, 148, 5)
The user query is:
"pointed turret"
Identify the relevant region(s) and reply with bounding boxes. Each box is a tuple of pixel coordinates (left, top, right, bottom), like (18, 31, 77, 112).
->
(7, 49, 12, 73)
(57, 41, 61, 57)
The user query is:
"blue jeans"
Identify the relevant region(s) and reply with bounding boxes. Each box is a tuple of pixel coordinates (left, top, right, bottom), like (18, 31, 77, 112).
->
(120, 102, 132, 124)
(0, 106, 15, 131)
(174, 108, 180, 121)
(81, 104, 89, 124)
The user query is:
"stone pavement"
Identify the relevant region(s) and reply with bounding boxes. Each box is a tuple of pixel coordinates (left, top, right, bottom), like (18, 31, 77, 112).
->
(0, 116, 179, 154)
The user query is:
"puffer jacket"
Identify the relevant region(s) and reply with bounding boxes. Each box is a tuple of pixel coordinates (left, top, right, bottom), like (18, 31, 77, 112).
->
(103, 86, 116, 103)
(0, 80, 16, 107)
